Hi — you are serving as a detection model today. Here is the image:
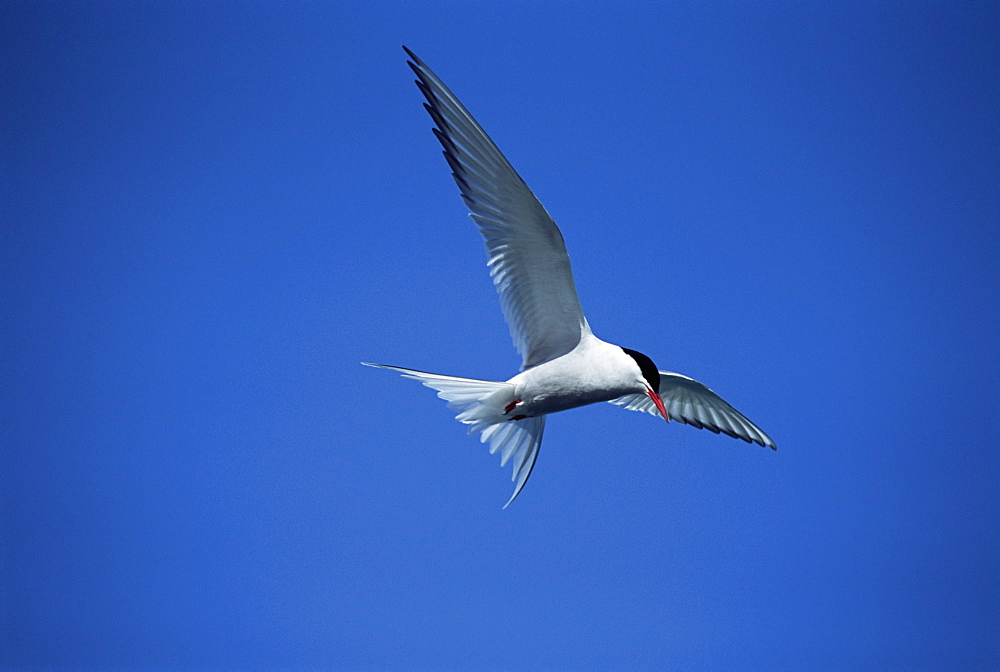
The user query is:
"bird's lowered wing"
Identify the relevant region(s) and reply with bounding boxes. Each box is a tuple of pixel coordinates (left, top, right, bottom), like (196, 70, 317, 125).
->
(610, 371, 776, 449)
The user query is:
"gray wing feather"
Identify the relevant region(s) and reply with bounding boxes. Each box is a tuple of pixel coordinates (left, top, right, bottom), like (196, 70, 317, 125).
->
(610, 371, 776, 449)
(405, 47, 589, 369)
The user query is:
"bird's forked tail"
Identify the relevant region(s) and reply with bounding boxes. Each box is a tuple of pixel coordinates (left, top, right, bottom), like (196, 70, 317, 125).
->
(362, 362, 545, 507)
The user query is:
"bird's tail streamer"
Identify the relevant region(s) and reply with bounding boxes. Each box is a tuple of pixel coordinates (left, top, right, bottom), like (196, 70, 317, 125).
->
(362, 363, 545, 507)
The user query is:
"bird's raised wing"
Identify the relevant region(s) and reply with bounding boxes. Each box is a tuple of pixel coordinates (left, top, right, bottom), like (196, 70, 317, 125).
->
(405, 47, 590, 370)
(610, 371, 776, 449)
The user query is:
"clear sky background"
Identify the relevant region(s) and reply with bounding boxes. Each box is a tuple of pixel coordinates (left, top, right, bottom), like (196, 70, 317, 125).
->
(3, 2, 998, 670)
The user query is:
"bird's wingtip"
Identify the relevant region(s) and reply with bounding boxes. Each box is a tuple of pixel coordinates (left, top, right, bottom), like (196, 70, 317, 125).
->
(760, 432, 777, 450)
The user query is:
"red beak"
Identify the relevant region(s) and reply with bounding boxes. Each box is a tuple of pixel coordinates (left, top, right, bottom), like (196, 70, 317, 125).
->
(648, 388, 669, 422)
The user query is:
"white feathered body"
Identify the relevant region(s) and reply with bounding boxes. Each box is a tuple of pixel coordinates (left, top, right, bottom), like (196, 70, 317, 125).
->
(507, 334, 647, 417)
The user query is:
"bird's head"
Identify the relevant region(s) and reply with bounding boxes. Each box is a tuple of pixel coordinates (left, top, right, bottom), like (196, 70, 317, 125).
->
(621, 347, 669, 422)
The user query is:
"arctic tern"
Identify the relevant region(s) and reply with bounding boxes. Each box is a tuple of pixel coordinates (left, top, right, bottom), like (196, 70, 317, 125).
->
(365, 47, 775, 507)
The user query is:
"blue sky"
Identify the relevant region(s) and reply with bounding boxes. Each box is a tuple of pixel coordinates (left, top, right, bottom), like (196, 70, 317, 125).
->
(3, 2, 998, 669)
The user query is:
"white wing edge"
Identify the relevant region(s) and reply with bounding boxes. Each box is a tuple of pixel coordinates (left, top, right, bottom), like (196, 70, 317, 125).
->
(610, 370, 776, 449)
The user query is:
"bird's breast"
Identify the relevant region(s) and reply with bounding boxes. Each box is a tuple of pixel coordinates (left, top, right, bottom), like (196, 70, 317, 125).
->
(511, 354, 638, 416)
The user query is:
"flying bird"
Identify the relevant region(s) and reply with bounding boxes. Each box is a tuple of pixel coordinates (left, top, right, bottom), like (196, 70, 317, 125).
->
(365, 47, 775, 507)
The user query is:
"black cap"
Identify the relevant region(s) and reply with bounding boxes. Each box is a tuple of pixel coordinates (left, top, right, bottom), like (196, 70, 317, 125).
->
(621, 348, 660, 392)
